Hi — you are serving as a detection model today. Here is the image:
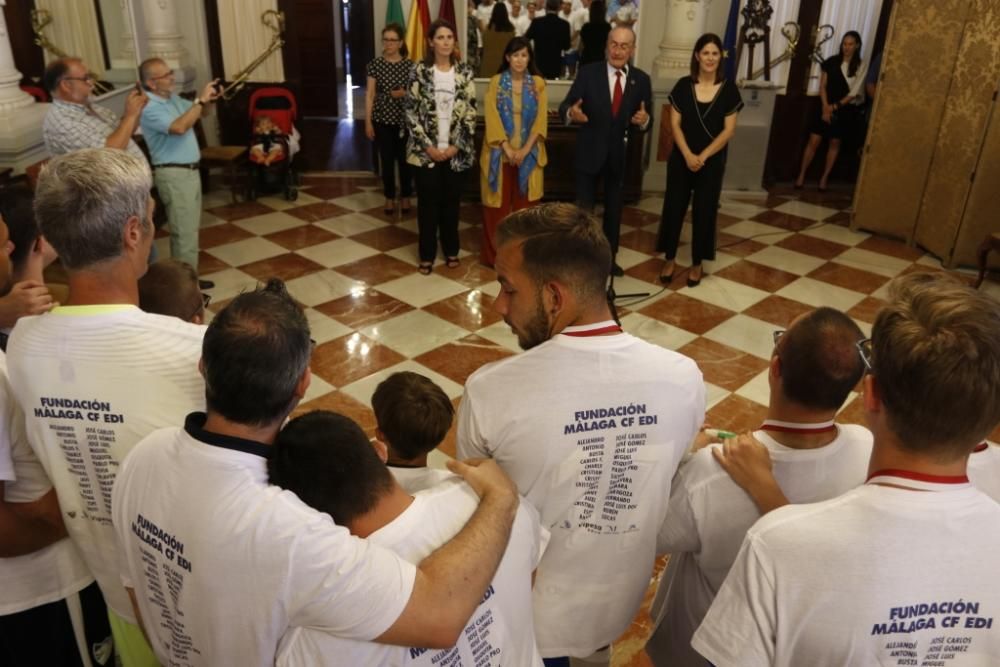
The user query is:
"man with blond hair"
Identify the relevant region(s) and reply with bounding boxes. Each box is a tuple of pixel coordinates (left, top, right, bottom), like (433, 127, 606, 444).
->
(693, 272, 1000, 666)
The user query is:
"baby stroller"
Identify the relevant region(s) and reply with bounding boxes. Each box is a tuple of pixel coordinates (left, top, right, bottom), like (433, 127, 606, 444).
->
(246, 86, 300, 201)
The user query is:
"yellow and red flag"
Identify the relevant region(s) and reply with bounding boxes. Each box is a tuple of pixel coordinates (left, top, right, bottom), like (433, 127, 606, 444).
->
(405, 0, 432, 63)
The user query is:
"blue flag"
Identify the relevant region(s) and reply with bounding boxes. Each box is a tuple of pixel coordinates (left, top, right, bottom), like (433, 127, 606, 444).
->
(723, 0, 740, 80)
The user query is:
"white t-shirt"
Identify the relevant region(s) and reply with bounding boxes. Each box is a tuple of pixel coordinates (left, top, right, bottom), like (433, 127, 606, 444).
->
(458, 322, 705, 657)
(389, 465, 454, 494)
(276, 476, 546, 667)
(692, 475, 1000, 666)
(6, 305, 205, 621)
(648, 424, 873, 667)
(0, 352, 93, 616)
(511, 13, 531, 37)
(968, 443, 1000, 503)
(112, 416, 417, 667)
(433, 66, 456, 149)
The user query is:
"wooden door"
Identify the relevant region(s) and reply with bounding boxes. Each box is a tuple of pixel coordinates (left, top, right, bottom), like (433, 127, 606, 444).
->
(279, 0, 340, 117)
(347, 0, 374, 83)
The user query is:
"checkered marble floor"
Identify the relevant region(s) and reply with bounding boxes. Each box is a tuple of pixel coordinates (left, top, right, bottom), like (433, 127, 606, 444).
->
(181, 173, 1000, 449)
(174, 174, 999, 665)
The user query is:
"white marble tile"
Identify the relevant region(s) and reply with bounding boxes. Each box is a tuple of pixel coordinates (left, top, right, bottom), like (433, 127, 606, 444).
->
(476, 281, 501, 299)
(734, 369, 771, 406)
(316, 212, 389, 237)
(704, 314, 778, 360)
(702, 251, 741, 273)
(329, 190, 386, 211)
(870, 280, 892, 301)
(718, 200, 768, 220)
(285, 270, 366, 307)
(376, 273, 469, 308)
(800, 223, 870, 247)
(206, 237, 288, 267)
(360, 310, 468, 357)
(257, 191, 322, 210)
(619, 313, 699, 351)
(677, 276, 770, 312)
(386, 243, 420, 266)
(303, 307, 354, 344)
(636, 196, 664, 214)
(773, 200, 841, 222)
(915, 254, 943, 268)
(232, 211, 308, 236)
(475, 319, 523, 352)
(302, 373, 337, 402)
(200, 211, 227, 228)
(294, 238, 381, 267)
(745, 245, 827, 276)
(718, 220, 794, 245)
(610, 275, 665, 304)
(198, 268, 259, 301)
(834, 247, 913, 277)
(616, 246, 650, 269)
(339, 359, 465, 407)
(704, 381, 731, 410)
(776, 277, 866, 310)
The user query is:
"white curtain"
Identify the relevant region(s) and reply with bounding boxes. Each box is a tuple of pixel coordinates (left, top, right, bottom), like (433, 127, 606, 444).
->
(216, 0, 284, 82)
(34, 0, 107, 75)
(733, 0, 801, 91)
(807, 0, 883, 94)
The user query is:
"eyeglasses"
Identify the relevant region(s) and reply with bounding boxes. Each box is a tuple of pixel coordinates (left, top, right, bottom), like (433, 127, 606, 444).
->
(188, 292, 211, 321)
(149, 69, 175, 80)
(62, 74, 96, 84)
(857, 338, 873, 372)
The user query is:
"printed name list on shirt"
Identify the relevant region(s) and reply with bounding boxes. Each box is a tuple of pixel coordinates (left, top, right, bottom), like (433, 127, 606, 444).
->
(407, 585, 505, 666)
(132, 512, 200, 663)
(871, 599, 993, 666)
(564, 403, 657, 535)
(37, 396, 125, 525)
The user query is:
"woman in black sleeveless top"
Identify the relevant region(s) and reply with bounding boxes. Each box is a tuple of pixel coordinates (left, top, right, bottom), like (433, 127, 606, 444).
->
(656, 33, 743, 287)
(795, 31, 866, 191)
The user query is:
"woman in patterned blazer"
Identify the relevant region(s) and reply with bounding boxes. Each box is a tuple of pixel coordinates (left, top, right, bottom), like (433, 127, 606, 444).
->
(404, 19, 478, 275)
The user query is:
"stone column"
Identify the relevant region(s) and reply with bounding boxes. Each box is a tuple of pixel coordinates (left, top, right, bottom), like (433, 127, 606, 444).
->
(653, 0, 712, 79)
(141, 0, 189, 67)
(114, 0, 137, 69)
(0, 0, 36, 115)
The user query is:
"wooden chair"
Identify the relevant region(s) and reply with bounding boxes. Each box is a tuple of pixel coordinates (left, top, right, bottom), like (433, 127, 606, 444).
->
(179, 91, 248, 203)
(974, 232, 1000, 288)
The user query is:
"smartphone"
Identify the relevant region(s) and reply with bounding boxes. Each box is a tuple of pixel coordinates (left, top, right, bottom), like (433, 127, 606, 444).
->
(135, 82, 143, 94)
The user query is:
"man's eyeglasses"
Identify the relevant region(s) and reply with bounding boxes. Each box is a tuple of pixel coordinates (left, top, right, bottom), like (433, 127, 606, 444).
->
(62, 74, 97, 84)
(189, 292, 211, 321)
(149, 69, 175, 80)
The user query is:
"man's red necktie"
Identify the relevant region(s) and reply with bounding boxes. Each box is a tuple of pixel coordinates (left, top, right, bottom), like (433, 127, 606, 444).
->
(611, 70, 623, 118)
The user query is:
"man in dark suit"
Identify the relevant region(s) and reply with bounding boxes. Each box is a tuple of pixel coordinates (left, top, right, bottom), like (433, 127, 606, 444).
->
(558, 26, 652, 276)
(526, 0, 571, 79)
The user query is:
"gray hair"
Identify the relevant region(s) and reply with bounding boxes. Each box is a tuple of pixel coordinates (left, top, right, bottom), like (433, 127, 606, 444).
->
(34, 148, 152, 271)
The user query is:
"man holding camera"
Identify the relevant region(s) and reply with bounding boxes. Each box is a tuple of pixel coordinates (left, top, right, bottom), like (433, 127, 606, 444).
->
(139, 58, 221, 289)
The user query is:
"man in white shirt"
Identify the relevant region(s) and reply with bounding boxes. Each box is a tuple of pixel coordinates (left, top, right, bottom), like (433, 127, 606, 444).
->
(7, 148, 203, 667)
(42, 57, 147, 160)
(647, 307, 872, 667)
(692, 272, 1000, 666)
(511, 0, 532, 36)
(269, 410, 546, 666)
(112, 278, 521, 667)
(458, 204, 705, 664)
(0, 213, 110, 666)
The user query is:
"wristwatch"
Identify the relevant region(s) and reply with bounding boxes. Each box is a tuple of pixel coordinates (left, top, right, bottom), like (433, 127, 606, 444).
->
(194, 98, 204, 106)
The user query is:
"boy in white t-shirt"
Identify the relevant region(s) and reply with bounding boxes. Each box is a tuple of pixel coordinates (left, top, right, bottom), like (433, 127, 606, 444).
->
(0, 211, 110, 666)
(647, 307, 872, 667)
(112, 279, 521, 667)
(693, 272, 1000, 666)
(372, 371, 455, 493)
(269, 410, 546, 667)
